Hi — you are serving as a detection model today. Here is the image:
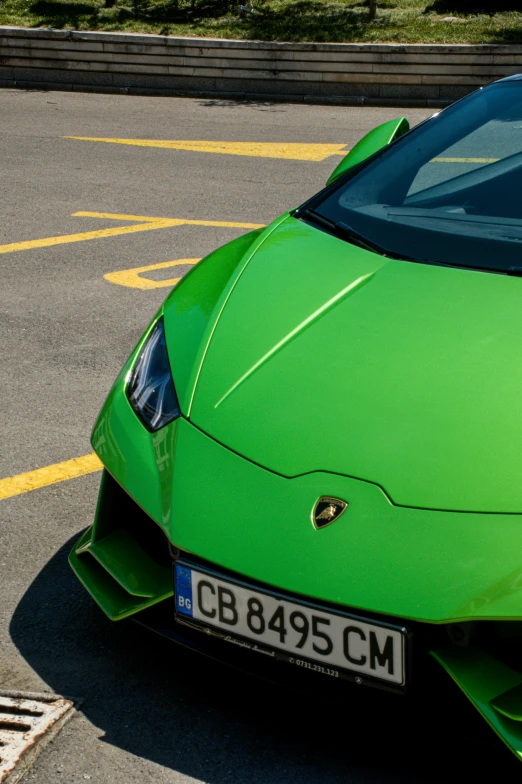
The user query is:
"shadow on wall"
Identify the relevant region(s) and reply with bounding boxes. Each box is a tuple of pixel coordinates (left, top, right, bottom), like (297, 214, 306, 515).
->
(8, 534, 520, 782)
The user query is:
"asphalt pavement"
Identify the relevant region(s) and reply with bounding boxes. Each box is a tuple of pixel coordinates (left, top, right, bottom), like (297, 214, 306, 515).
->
(0, 89, 518, 783)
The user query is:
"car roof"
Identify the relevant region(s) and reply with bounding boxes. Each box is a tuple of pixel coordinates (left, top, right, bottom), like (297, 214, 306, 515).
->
(497, 72, 522, 83)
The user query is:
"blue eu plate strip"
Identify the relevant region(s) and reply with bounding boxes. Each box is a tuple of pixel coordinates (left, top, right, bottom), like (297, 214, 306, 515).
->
(175, 565, 193, 617)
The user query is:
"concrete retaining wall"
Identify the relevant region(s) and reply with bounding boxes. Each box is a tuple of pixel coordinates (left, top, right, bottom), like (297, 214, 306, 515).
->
(1, 25, 522, 105)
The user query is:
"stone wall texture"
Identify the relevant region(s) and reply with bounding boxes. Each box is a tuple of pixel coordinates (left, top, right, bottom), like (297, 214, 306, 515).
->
(1, 26, 522, 104)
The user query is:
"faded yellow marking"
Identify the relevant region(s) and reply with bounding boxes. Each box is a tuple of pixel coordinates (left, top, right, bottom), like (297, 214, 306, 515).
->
(432, 157, 499, 164)
(0, 217, 182, 255)
(0, 453, 103, 501)
(73, 211, 174, 223)
(0, 213, 264, 255)
(63, 137, 349, 162)
(75, 212, 265, 230)
(105, 258, 200, 289)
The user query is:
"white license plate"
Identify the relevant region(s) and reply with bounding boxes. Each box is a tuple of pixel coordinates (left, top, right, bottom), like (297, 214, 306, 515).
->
(175, 564, 406, 686)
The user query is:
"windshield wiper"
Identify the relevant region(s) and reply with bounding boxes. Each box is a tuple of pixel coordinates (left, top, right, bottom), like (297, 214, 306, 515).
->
(299, 207, 435, 265)
(299, 207, 426, 261)
(300, 208, 391, 256)
(298, 208, 522, 277)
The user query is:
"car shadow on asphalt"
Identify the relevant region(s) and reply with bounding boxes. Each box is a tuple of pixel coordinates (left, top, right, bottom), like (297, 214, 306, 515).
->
(9, 536, 520, 783)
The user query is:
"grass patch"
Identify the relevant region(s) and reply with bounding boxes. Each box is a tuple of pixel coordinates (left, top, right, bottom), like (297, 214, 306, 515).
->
(0, 0, 521, 43)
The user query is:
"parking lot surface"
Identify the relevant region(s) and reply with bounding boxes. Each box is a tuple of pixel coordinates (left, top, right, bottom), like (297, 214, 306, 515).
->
(1, 89, 519, 782)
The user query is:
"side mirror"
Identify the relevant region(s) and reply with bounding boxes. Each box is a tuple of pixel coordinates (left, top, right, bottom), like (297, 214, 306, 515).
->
(326, 117, 410, 186)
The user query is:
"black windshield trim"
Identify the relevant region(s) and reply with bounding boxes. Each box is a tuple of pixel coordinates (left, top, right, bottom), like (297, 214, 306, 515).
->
(294, 86, 488, 222)
(300, 208, 412, 261)
(298, 211, 518, 278)
(295, 81, 522, 278)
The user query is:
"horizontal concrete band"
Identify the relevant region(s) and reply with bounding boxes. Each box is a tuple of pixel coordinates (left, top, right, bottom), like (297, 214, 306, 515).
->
(1, 25, 521, 102)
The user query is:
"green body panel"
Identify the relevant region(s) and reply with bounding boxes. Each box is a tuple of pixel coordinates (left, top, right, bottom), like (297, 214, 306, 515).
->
(162, 228, 264, 414)
(190, 216, 522, 514)
(89, 218, 288, 526)
(91, 379, 173, 527)
(82, 212, 522, 622)
(69, 529, 172, 620)
(89, 529, 171, 598)
(432, 647, 522, 760)
(88, 393, 522, 622)
(70, 196, 522, 760)
(68, 462, 174, 618)
(167, 419, 522, 623)
(491, 683, 522, 722)
(326, 118, 410, 185)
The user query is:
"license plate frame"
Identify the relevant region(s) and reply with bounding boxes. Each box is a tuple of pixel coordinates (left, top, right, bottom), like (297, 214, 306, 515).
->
(174, 560, 409, 690)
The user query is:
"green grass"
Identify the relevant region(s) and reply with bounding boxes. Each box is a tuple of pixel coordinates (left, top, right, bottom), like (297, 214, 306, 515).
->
(0, 0, 521, 43)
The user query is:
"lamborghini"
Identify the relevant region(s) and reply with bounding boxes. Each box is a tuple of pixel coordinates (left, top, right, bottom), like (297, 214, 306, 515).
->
(71, 73, 522, 760)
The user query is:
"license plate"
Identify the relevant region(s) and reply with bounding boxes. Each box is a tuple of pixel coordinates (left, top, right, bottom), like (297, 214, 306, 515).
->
(175, 563, 406, 686)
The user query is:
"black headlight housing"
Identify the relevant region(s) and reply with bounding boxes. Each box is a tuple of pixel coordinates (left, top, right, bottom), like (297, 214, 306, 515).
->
(126, 317, 181, 432)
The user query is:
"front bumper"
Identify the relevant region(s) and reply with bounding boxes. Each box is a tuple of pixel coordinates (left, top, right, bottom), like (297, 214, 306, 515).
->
(70, 512, 522, 760)
(70, 468, 522, 760)
(70, 393, 522, 759)
(86, 382, 522, 624)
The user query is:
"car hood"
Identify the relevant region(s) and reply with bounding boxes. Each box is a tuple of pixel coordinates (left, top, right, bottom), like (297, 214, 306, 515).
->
(189, 216, 522, 513)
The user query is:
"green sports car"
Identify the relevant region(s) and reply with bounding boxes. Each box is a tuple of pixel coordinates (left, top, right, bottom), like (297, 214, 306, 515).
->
(71, 74, 522, 760)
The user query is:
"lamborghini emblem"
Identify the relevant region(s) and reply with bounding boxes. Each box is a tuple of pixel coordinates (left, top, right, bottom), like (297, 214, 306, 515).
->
(312, 497, 348, 529)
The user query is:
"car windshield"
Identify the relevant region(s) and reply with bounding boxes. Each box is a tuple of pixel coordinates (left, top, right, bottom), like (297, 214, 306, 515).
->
(313, 79, 522, 273)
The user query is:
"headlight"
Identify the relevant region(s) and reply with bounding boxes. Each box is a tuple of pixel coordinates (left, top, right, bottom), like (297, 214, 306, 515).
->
(127, 317, 181, 431)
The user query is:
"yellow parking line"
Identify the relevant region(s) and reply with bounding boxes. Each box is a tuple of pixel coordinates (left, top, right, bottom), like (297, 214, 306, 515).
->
(73, 211, 172, 223)
(63, 139, 502, 166)
(104, 258, 200, 289)
(0, 453, 103, 501)
(0, 217, 181, 255)
(75, 212, 265, 229)
(0, 213, 264, 255)
(63, 138, 349, 162)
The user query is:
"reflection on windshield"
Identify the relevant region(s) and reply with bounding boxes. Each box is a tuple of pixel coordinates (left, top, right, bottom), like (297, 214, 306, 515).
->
(314, 80, 522, 273)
